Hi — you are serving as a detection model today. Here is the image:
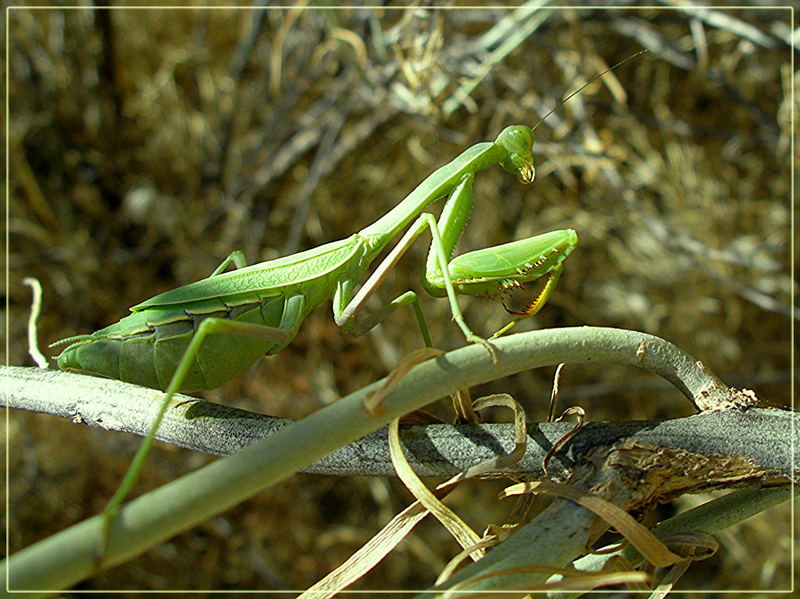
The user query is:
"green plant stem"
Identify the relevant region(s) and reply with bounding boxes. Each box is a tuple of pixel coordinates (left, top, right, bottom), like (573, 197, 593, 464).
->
(2, 327, 738, 593)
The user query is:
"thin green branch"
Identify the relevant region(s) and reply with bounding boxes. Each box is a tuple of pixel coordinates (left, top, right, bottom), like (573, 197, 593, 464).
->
(0, 327, 769, 593)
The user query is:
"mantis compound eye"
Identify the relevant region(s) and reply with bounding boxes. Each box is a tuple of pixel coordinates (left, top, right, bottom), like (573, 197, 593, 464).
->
(496, 125, 535, 184)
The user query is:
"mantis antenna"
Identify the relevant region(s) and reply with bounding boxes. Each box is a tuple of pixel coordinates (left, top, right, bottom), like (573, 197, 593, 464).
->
(530, 49, 648, 132)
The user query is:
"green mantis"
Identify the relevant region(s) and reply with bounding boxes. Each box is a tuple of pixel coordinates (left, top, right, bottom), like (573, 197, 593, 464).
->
(52, 124, 577, 559)
(55, 125, 575, 389)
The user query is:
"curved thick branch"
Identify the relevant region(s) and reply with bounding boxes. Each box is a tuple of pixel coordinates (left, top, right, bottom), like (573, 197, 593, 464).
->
(2, 365, 795, 481)
(4, 325, 746, 439)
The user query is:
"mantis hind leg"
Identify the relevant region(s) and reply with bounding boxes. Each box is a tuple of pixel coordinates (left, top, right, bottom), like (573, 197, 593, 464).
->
(96, 313, 295, 567)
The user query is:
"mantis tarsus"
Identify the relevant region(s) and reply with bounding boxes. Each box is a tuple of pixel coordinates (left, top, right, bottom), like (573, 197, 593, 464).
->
(52, 124, 576, 557)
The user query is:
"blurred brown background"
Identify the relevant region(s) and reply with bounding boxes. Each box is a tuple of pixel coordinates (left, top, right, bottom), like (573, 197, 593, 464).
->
(6, 2, 794, 594)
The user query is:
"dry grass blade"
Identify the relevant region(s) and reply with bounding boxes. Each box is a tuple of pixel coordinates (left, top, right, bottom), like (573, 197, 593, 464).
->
(298, 499, 431, 599)
(662, 531, 719, 561)
(441, 564, 650, 598)
(646, 532, 718, 598)
(546, 363, 566, 422)
(22, 277, 48, 369)
(432, 393, 530, 584)
(483, 492, 537, 543)
(389, 418, 485, 561)
(269, 1, 310, 98)
(542, 405, 585, 478)
(660, 1, 777, 48)
(434, 536, 500, 587)
(442, 393, 528, 485)
(328, 27, 369, 71)
(442, 3, 554, 116)
(647, 559, 692, 599)
(607, 554, 651, 592)
(13, 149, 61, 234)
(451, 387, 479, 424)
(500, 481, 684, 568)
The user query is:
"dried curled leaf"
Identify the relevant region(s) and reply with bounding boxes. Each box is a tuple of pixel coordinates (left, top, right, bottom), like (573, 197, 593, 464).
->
(441, 393, 528, 485)
(298, 499, 431, 599)
(500, 480, 684, 568)
(389, 418, 485, 560)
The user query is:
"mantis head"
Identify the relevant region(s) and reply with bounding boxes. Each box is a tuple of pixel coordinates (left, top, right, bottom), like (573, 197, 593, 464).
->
(496, 125, 535, 184)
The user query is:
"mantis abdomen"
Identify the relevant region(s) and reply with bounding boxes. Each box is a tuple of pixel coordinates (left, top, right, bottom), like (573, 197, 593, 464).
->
(56, 293, 303, 392)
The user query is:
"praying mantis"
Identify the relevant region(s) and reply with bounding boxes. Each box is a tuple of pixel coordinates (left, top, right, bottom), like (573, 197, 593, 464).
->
(45, 48, 646, 566)
(54, 126, 576, 389)
(51, 123, 576, 556)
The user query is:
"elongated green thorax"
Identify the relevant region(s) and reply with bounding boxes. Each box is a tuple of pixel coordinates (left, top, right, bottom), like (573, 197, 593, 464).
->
(359, 125, 535, 245)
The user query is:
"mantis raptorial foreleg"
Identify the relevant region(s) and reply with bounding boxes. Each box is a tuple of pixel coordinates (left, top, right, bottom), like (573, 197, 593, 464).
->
(338, 171, 578, 363)
(490, 262, 564, 339)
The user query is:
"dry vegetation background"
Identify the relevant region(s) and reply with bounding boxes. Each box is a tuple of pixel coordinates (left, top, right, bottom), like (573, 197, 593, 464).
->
(6, 2, 795, 595)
